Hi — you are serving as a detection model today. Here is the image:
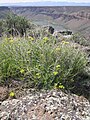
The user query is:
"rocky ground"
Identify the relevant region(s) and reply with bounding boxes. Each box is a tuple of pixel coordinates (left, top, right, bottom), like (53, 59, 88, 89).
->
(0, 87, 90, 120)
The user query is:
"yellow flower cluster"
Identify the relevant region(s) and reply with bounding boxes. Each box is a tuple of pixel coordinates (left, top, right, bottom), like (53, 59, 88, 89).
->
(54, 83, 65, 89)
(20, 69, 25, 74)
(36, 73, 41, 79)
(9, 40, 14, 43)
(28, 36, 34, 41)
(9, 91, 15, 97)
(55, 47, 60, 51)
(43, 37, 48, 43)
(56, 64, 60, 71)
(53, 71, 58, 76)
(56, 65, 60, 69)
(62, 41, 69, 44)
(5, 36, 14, 43)
(58, 85, 65, 89)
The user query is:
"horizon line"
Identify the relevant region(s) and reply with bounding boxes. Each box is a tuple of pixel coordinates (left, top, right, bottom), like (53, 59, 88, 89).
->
(0, 1, 90, 4)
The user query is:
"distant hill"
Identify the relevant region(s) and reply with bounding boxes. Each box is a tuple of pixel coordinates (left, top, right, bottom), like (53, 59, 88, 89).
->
(0, 2, 90, 6)
(0, 6, 90, 40)
(0, 7, 11, 19)
(11, 6, 90, 40)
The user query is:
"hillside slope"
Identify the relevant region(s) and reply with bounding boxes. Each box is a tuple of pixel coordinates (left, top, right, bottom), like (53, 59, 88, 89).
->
(11, 6, 90, 40)
(0, 7, 11, 19)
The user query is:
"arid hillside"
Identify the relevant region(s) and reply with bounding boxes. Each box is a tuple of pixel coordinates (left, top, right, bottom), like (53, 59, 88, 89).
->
(10, 6, 90, 40)
(0, 7, 11, 19)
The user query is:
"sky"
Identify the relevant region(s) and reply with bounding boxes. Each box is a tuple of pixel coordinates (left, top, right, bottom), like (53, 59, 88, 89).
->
(0, 0, 90, 3)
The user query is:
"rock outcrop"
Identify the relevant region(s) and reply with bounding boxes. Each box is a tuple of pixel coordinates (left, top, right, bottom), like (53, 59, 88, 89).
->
(0, 89, 90, 120)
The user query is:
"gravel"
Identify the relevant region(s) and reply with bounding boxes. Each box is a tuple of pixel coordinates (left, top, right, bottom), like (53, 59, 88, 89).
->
(0, 89, 90, 120)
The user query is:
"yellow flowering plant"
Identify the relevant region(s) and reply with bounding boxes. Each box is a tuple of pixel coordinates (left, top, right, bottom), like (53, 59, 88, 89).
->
(20, 69, 25, 74)
(28, 36, 34, 41)
(0, 34, 87, 90)
(62, 40, 69, 44)
(43, 37, 49, 43)
(53, 71, 58, 76)
(9, 91, 15, 97)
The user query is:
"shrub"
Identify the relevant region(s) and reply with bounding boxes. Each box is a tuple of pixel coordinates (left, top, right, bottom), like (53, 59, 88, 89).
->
(71, 33, 90, 46)
(5, 14, 29, 37)
(0, 36, 87, 90)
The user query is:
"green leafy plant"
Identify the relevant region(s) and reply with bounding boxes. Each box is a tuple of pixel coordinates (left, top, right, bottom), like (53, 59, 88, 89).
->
(0, 35, 87, 90)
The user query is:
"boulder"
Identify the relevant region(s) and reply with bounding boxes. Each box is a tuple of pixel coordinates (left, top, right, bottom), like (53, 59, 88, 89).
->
(48, 26, 54, 34)
(43, 26, 54, 34)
